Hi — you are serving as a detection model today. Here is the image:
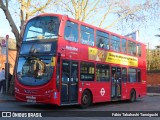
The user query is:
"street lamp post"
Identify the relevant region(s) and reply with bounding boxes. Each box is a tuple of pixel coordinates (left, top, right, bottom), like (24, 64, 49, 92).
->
(5, 35, 9, 94)
(155, 30, 160, 70)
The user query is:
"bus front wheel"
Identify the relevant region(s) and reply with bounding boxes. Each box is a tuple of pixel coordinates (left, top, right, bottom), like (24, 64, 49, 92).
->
(80, 90, 92, 108)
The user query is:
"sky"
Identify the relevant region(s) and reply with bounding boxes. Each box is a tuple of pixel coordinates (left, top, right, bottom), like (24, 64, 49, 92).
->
(0, 6, 160, 49)
(0, 10, 15, 38)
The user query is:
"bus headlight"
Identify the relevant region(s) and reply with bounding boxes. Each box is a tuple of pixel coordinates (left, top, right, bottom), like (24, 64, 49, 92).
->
(45, 89, 54, 94)
(15, 87, 20, 93)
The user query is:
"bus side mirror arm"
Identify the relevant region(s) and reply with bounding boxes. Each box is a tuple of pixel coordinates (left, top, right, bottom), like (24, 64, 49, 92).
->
(57, 53, 61, 57)
(58, 17, 65, 37)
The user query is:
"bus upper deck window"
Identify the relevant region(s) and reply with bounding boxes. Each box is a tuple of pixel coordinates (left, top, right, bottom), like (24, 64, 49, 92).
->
(23, 16, 60, 41)
(111, 35, 120, 52)
(80, 25, 94, 46)
(96, 30, 109, 50)
(64, 21, 78, 42)
(137, 44, 142, 57)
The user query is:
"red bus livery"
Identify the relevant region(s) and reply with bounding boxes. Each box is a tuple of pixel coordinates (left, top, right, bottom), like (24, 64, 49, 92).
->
(15, 13, 146, 108)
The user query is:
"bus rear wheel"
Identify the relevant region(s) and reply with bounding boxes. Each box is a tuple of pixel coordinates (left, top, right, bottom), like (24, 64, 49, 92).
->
(80, 90, 92, 108)
(130, 90, 136, 102)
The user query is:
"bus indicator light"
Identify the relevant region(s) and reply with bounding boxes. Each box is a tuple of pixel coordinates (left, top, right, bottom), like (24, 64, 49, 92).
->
(54, 92, 57, 99)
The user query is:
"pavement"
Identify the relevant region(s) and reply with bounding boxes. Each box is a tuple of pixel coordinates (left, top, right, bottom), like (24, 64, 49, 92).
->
(0, 93, 160, 102)
(0, 93, 15, 102)
(147, 93, 160, 96)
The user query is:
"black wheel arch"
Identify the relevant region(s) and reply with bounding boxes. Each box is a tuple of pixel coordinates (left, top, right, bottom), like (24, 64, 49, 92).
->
(80, 88, 93, 108)
(84, 88, 93, 103)
(130, 88, 136, 102)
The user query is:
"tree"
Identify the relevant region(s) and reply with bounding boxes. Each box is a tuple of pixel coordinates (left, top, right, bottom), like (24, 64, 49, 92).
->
(0, 0, 61, 94)
(0, 0, 61, 44)
(59, 0, 160, 30)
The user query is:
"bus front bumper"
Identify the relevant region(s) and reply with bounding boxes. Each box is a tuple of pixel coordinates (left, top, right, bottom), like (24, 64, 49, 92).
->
(15, 91, 60, 105)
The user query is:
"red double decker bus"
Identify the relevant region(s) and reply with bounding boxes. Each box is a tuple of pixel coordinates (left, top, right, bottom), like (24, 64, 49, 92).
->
(15, 13, 146, 108)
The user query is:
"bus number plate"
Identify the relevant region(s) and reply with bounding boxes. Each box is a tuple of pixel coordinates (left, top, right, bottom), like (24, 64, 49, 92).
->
(26, 96, 36, 103)
(27, 99, 36, 103)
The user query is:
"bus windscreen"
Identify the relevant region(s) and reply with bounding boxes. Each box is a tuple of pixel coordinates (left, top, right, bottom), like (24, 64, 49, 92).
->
(23, 16, 60, 41)
(17, 55, 54, 86)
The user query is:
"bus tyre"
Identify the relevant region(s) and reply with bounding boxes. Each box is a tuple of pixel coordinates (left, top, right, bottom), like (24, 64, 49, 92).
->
(130, 90, 136, 102)
(80, 90, 92, 108)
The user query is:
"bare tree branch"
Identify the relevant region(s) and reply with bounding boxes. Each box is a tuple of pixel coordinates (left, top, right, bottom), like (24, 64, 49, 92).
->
(99, 5, 112, 27)
(104, 5, 142, 29)
(71, 0, 78, 19)
(29, 0, 52, 17)
(5, 0, 8, 8)
(61, 1, 75, 16)
(0, 0, 20, 42)
(81, 0, 89, 21)
(84, 0, 101, 21)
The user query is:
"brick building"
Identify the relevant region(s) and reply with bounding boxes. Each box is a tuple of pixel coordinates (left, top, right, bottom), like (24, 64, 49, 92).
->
(147, 45, 160, 70)
(0, 37, 17, 74)
(147, 71, 160, 86)
(146, 45, 160, 87)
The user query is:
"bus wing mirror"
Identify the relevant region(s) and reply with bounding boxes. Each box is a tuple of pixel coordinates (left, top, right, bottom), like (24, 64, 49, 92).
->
(58, 17, 65, 37)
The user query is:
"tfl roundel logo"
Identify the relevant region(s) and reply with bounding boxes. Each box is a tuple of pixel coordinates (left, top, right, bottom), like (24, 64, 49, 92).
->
(100, 88, 105, 96)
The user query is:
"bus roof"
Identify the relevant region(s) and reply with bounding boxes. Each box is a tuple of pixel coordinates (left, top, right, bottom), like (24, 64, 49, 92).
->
(28, 13, 146, 46)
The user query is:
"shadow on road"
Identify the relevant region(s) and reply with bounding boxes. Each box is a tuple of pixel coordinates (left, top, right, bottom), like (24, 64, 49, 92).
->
(18, 99, 143, 111)
(89, 99, 143, 109)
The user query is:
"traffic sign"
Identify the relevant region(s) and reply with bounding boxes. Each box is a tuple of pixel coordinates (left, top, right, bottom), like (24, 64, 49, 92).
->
(6, 35, 9, 40)
(1, 39, 6, 47)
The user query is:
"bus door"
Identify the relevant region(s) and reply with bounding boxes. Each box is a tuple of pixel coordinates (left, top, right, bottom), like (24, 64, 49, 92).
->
(111, 67, 121, 100)
(61, 60, 78, 104)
